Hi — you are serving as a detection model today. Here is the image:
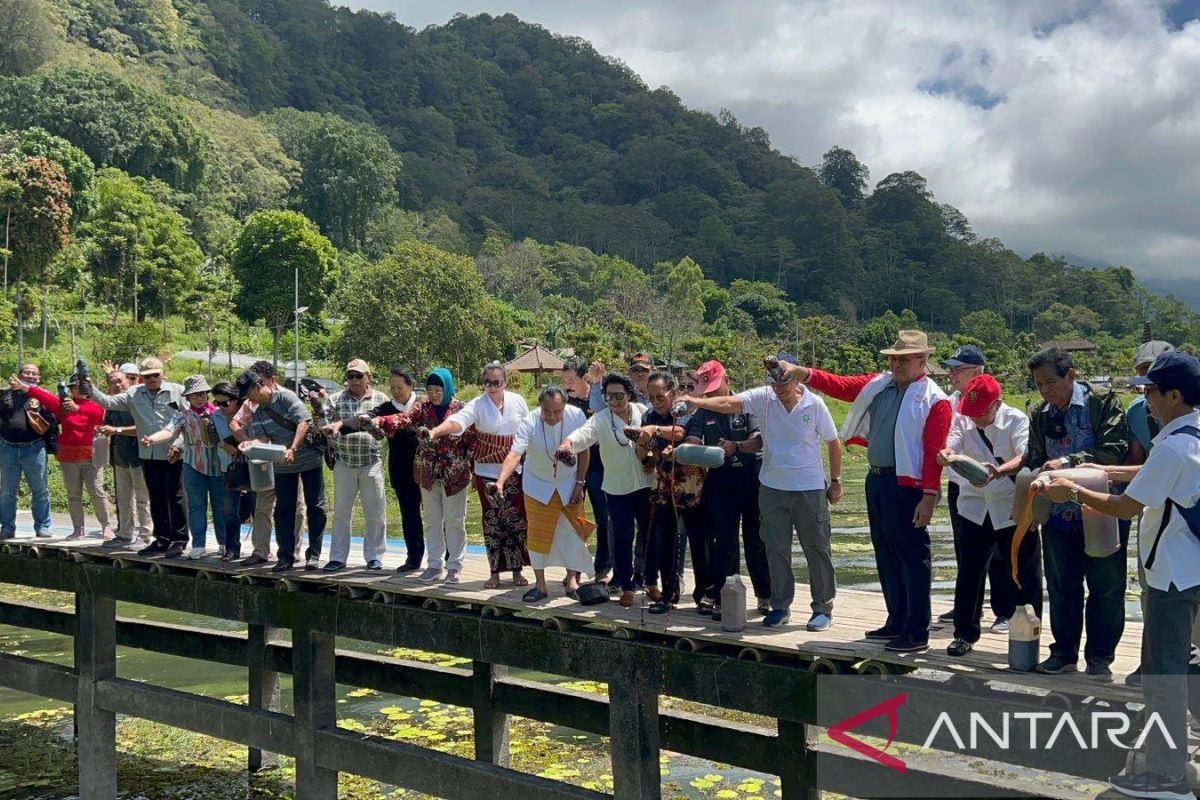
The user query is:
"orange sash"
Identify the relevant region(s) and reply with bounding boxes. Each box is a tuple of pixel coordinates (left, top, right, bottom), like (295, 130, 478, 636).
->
(524, 493, 595, 554)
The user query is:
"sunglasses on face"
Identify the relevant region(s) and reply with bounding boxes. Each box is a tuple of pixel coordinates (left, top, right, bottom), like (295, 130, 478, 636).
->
(215, 399, 236, 408)
(605, 393, 627, 402)
(345, 372, 364, 380)
(483, 379, 504, 388)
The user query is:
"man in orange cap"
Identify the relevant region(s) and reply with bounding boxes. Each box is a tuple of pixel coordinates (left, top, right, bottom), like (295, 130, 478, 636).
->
(936, 374, 1038, 657)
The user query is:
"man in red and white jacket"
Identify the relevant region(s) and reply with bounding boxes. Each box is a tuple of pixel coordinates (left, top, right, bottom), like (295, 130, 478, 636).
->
(784, 330, 952, 653)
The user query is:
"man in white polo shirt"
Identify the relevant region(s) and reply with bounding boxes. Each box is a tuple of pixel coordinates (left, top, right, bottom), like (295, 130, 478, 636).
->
(1040, 351, 1200, 800)
(684, 352, 842, 631)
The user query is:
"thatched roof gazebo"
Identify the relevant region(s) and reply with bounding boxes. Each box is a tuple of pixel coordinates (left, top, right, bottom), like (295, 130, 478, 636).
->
(503, 344, 565, 385)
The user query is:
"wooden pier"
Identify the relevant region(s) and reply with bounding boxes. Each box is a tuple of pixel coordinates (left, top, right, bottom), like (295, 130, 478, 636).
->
(0, 533, 1158, 799)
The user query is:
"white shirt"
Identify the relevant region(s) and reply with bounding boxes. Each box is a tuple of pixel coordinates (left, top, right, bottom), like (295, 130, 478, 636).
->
(565, 403, 652, 496)
(1126, 410, 1200, 591)
(736, 386, 837, 492)
(512, 406, 587, 505)
(447, 390, 530, 478)
(945, 403, 1029, 527)
(947, 390, 965, 487)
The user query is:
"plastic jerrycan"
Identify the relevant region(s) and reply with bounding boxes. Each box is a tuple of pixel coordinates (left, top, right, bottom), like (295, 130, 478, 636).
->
(720, 574, 747, 633)
(1008, 604, 1041, 672)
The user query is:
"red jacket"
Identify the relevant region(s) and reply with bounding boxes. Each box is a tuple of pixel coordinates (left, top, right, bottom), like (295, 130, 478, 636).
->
(27, 385, 105, 464)
(805, 369, 951, 494)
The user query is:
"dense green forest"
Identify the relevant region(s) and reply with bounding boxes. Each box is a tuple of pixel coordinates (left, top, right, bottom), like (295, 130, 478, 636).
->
(0, 0, 1196, 385)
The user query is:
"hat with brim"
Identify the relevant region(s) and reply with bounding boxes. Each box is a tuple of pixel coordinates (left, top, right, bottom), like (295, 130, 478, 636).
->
(880, 330, 934, 356)
(118, 362, 139, 376)
(138, 357, 164, 376)
(182, 375, 212, 396)
(957, 374, 1003, 417)
(942, 344, 985, 368)
(1134, 341, 1174, 371)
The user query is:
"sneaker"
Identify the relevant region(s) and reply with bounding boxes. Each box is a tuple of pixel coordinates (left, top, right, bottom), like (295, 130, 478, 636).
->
(322, 561, 346, 573)
(696, 600, 715, 616)
(367, 560, 382, 570)
(885, 634, 929, 653)
(806, 613, 832, 632)
(305, 555, 319, 571)
(989, 617, 1010, 634)
(937, 609, 956, 623)
(138, 541, 167, 556)
(1086, 660, 1114, 683)
(756, 598, 771, 615)
(1126, 665, 1143, 687)
(947, 638, 973, 657)
(396, 562, 421, 574)
(444, 569, 460, 584)
(1108, 770, 1193, 800)
(418, 567, 445, 583)
(34, 530, 53, 538)
(763, 609, 791, 628)
(1035, 655, 1078, 675)
(163, 542, 186, 558)
(102, 537, 133, 549)
(648, 600, 675, 615)
(186, 546, 206, 560)
(241, 553, 269, 567)
(272, 558, 295, 573)
(864, 627, 897, 642)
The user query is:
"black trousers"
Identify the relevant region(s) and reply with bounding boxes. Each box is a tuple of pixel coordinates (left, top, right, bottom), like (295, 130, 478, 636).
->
(388, 458, 423, 568)
(142, 459, 187, 545)
(1042, 517, 1130, 665)
(607, 488, 651, 592)
(953, 515, 1042, 642)
(865, 472, 931, 639)
(704, 464, 771, 602)
(648, 501, 708, 604)
(274, 466, 328, 562)
(948, 483, 1015, 620)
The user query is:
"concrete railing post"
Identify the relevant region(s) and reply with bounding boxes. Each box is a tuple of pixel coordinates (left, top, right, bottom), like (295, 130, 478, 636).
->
(75, 584, 117, 800)
(247, 623, 282, 772)
(293, 621, 337, 799)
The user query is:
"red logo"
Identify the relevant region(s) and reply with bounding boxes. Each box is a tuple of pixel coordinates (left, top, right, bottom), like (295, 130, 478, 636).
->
(828, 692, 907, 773)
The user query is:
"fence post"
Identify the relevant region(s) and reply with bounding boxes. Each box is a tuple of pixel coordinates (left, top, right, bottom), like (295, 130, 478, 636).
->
(472, 660, 510, 766)
(75, 583, 117, 800)
(293, 620, 337, 799)
(778, 719, 818, 799)
(247, 622, 282, 772)
(608, 653, 661, 800)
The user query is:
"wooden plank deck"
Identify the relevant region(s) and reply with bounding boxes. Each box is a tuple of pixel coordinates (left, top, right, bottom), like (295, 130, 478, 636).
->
(0, 529, 1145, 707)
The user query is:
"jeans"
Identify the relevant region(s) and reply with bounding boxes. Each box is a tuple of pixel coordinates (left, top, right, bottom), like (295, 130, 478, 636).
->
(274, 466, 327, 562)
(1142, 583, 1200, 780)
(759, 485, 835, 615)
(330, 460, 387, 565)
(222, 485, 247, 556)
(182, 464, 225, 549)
(587, 469, 613, 577)
(0, 440, 51, 535)
(1042, 518, 1129, 665)
(865, 472, 931, 639)
(605, 488, 651, 592)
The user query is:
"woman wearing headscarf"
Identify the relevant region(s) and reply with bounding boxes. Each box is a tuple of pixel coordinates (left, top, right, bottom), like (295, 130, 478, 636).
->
(372, 369, 474, 583)
(428, 362, 530, 590)
(557, 372, 652, 607)
(13, 370, 112, 541)
(142, 375, 226, 560)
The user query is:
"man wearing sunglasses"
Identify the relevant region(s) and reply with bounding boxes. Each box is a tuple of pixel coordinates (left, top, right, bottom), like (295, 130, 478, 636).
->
(319, 360, 390, 572)
(1025, 346, 1130, 680)
(781, 331, 952, 653)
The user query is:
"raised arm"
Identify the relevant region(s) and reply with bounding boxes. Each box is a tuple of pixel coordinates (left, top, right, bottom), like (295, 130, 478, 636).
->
(802, 368, 878, 404)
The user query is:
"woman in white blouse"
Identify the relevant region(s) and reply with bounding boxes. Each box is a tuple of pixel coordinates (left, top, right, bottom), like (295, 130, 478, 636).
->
(558, 373, 652, 607)
(429, 362, 531, 589)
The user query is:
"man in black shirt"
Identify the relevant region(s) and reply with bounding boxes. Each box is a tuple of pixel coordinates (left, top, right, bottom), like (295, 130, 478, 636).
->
(684, 360, 771, 617)
(0, 363, 56, 538)
(563, 359, 613, 584)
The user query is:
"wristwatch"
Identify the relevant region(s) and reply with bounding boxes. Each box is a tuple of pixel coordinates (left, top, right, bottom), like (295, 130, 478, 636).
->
(830, 476, 842, 484)
(1069, 484, 1081, 505)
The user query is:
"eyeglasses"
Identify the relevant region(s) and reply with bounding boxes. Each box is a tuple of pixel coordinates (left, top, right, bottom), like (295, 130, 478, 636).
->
(484, 379, 504, 388)
(682, 383, 697, 392)
(647, 393, 670, 403)
(605, 392, 627, 402)
(345, 372, 365, 380)
(215, 399, 236, 408)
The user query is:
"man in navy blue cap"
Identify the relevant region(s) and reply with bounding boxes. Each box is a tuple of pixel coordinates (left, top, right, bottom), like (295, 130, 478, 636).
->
(939, 345, 1014, 632)
(1040, 351, 1200, 800)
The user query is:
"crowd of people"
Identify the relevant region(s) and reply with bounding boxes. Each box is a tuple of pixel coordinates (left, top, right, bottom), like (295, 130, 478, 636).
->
(2, 331, 1199, 799)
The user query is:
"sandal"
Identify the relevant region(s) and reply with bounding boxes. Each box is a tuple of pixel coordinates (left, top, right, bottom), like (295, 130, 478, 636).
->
(522, 587, 548, 603)
(483, 575, 501, 590)
(512, 572, 529, 587)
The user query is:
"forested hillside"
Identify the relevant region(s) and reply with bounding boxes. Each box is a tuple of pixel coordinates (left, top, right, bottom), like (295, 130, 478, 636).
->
(0, 0, 1195, 383)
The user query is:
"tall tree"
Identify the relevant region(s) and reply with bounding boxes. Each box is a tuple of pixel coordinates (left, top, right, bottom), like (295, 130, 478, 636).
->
(0, 127, 96, 221)
(818, 146, 869, 209)
(0, 0, 58, 77)
(229, 210, 338, 366)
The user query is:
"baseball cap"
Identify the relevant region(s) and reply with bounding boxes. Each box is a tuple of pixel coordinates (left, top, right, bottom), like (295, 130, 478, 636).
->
(345, 358, 371, 376)
(695, 360, 726, 394)
(957, 374, 1003, 417)
(1134, 341, 1174, 371)
(627, 353, 653, 372)
(138, 357, 164, 376)
(1129, 352, 1200, 402)
(118, 362, 139, 376)
(943, 345, 985, 368)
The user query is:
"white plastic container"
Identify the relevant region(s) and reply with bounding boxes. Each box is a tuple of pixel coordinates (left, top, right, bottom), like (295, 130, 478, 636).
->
(244, 442, 288, 463)
(248, 459, 275, 492)
(1008, 604, 1041, 672)
(720, 574, 747, 633)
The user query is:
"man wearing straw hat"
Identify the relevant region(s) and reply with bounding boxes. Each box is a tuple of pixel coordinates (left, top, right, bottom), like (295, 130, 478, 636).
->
(783, 331, 952, 653)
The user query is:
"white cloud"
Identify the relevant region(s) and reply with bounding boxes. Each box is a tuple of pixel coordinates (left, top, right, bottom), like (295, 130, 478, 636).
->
(351, 0, 1200, 282)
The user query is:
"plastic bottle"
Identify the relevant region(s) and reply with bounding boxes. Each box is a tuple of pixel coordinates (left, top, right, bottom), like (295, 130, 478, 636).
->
(1008, 604, 1041, 672)
(720, 574, 747, 633)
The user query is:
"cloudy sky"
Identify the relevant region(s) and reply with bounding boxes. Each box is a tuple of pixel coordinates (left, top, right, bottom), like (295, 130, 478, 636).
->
(350, 0, 1200, 288)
